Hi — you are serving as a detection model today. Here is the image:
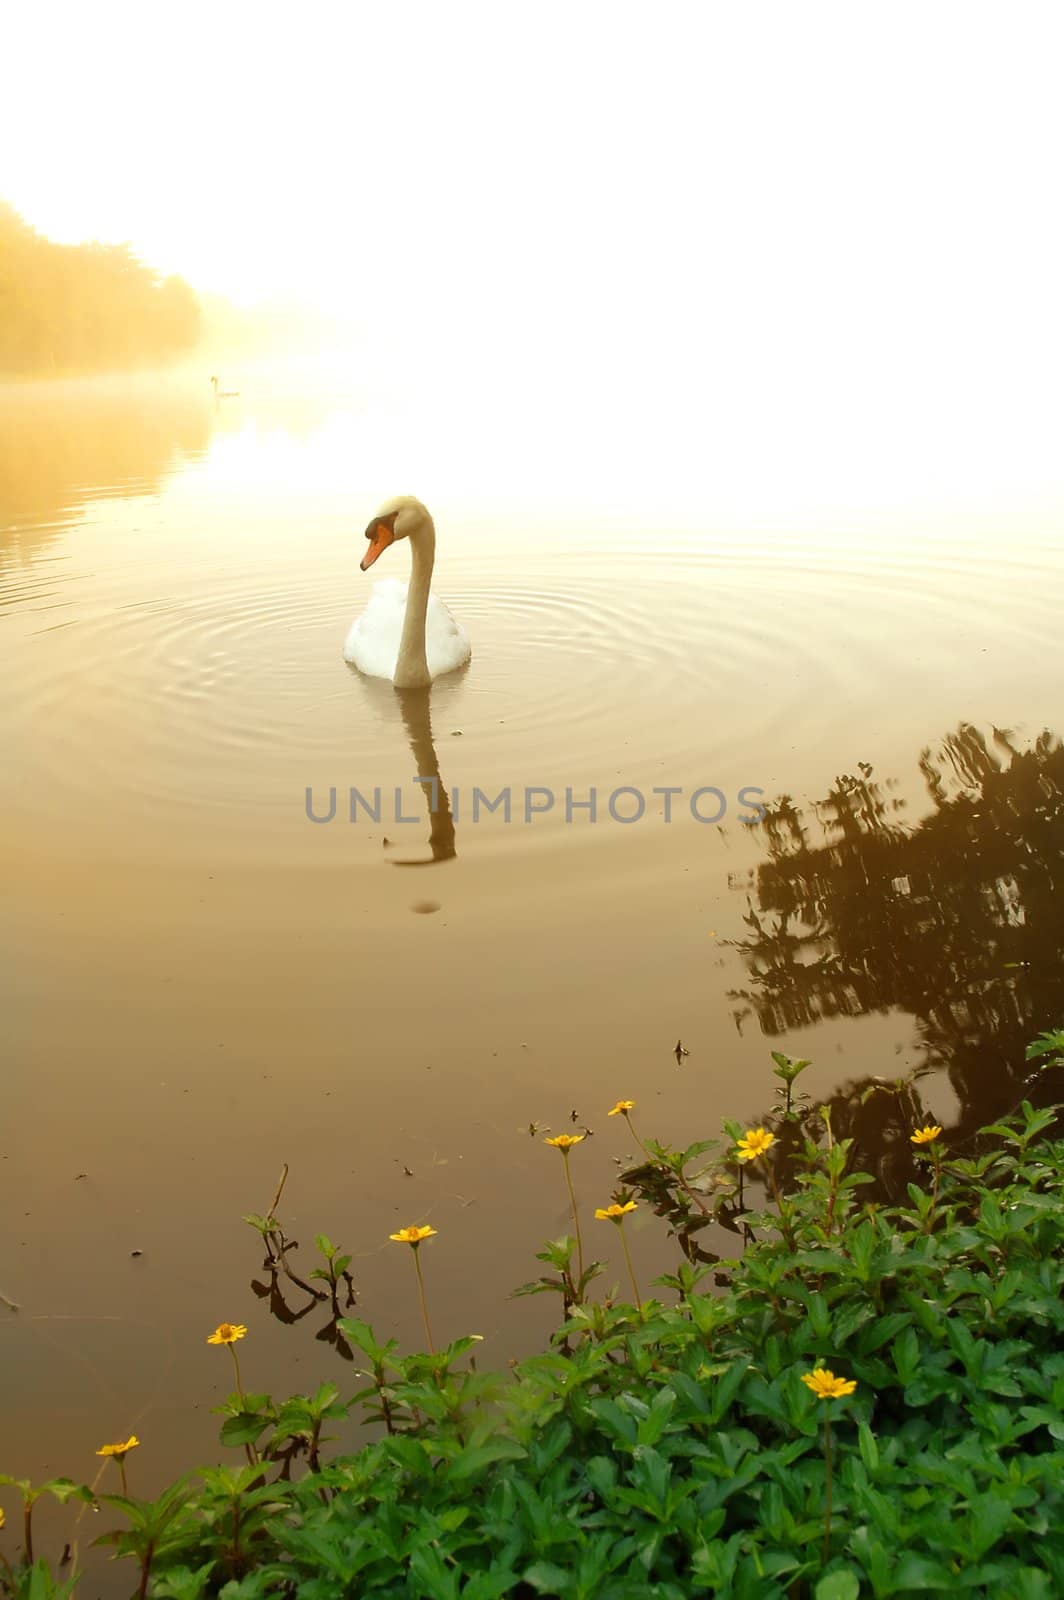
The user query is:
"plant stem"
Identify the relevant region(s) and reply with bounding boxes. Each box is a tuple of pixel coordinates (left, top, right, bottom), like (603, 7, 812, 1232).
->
(266, 1162, 289, 1227)
(761, 1156, 798, 1251)
(227, 1345, 260, 1464)
(623, 1112, 654, 1164)
(23, 1500, 34, 1565)
(562, 1152, 585, 1286)
(136, 1539, 155, 1600)
(229, 1343, 245, 1403)
(926, 1148, 942, 1232)
(118, 1459, 128, 1498)
(625, 1111, 715, 1221)
(375, 1362, 397, 1434)
(412, 1247, 435, 1353)
(618, 1223, 643, 1321)
(822, 1405, 833, 1566)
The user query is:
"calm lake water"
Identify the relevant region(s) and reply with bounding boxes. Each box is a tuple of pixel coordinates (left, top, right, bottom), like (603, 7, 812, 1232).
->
(2, 360, 1063, 1531)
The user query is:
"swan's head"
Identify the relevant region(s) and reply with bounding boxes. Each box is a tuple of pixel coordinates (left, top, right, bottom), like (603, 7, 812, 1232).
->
(361, 496, 434, 572)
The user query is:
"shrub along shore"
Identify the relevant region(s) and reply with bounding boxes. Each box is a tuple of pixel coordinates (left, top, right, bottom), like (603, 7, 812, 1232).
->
(3, 1038, 1063, 1600)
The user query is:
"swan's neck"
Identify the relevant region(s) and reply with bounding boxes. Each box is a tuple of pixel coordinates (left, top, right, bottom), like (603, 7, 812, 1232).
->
(394, 524, 435, 688)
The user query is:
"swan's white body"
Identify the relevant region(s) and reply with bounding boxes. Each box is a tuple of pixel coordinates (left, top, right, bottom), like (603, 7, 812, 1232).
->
(344, 576, 470, 683)
(343, 496, 471, 687)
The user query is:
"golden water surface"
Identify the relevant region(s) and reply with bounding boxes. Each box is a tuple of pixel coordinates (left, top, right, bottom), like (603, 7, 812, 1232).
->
(2, 361, 1062, 1516)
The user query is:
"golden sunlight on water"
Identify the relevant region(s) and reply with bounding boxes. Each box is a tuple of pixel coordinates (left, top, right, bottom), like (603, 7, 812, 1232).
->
(2, 362, 1063, 1505)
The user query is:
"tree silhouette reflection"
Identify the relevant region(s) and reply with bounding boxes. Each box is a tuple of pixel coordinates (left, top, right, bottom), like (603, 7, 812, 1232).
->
(730, 725, 1064, 1147)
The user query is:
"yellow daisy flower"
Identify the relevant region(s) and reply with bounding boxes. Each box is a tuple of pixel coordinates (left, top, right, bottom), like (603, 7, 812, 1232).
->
(389, 1225, 437, 1245)
(910, 1125, 942, 1145)
(735, 1127, 776, 1162)
(96, 1436, 140, 1458)
(0, 1507, 4, 1529)
(544, 1133, 586, 1150)
(595, 1201, 639, 1221)
(206, 1323, 248, 1345)
(607, 1100, 635, 1117)
(801, 1367, 857, 1400)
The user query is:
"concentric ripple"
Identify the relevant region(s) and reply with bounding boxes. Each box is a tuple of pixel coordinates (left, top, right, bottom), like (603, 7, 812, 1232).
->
(2, 404, 1062, 859)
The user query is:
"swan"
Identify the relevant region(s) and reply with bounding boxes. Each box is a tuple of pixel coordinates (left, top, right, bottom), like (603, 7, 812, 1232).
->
(210, 375, 239, 398)
(343, 496, 471, 688)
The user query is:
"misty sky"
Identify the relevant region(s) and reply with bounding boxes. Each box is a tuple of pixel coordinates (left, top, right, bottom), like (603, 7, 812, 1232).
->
(5, 2, 1064, 527)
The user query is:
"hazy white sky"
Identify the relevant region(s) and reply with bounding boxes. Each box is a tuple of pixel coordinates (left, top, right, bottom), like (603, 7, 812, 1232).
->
(5, 2, 1064, 524)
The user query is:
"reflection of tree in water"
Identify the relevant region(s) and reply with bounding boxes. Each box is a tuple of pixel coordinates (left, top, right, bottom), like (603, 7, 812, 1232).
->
(730, 725, 1064, 1144)
(0, 379, 212, 563)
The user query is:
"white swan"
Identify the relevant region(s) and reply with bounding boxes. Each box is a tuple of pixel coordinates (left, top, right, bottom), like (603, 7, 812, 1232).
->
(210, 375, 239, 398)
(343, 496, 471, 688)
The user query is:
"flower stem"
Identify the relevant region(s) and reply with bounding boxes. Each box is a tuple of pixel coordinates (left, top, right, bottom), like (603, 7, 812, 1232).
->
(623, 1111, 654, 1164)
(118, 1459, 128, 1498)
(412, 1247, 435, 1353)
(618, 1223, 643, 1321)
(562, 1151, 585, 1287)
(23, 1500, 34, 1565)
(227, 1346, 259, 1464)
(229, 1343, 245, 1403)
(822, 1405, 833, 1565)
(925, 1147, 942, 1232)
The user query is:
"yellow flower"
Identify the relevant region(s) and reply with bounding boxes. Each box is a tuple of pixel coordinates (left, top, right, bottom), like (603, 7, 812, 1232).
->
(544, 1133, 586, 1150)
(96, 1436, 140, 1458)
(608, 1100, 635, 1117)
(207, 1323, 248, 1345)
(801, 1367, 857, 1400)
(910, 1125, 942, 1146)
(735, 1127, 776, 1162)
(389, 1225, 437, 1245)
(0, 1507, 6, 1528)
(595, 1201, 638, 1221)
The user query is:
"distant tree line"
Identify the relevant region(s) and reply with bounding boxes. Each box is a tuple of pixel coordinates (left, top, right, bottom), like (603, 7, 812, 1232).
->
(0, 200, 202, 376)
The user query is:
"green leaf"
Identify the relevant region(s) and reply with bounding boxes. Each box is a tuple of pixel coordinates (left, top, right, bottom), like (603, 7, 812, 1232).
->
(448, 1437, 527, 1482)
(892, 1325, 921, 1385)
(523, 1560, 571, 1594)
(815, 1570, 861, 1600)
(220, 1414, 269, 1447)
(636, 1386, 677, 1446)
(857, 1421, 880, 1474)
(892, 1552, 953, 1589)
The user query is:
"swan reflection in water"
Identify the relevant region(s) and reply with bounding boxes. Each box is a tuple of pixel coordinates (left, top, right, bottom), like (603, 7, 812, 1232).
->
(353, 676, 465, 867)
(390, 685, 457, 867)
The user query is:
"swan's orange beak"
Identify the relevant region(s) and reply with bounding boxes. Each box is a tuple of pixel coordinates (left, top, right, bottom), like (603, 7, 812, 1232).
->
(361, 514, 397, 571)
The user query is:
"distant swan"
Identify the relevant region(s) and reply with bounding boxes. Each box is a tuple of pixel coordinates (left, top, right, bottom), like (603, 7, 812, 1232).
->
(210, 375, 239, 398)
(343, 496, 471, 688)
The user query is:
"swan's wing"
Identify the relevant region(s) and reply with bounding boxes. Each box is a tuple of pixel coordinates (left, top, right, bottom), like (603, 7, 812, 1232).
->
(425, 593, 472, 677)
(342, 579, 408, 677)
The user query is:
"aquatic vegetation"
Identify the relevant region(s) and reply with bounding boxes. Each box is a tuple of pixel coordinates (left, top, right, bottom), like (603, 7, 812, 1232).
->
(2, 1054, 1062, 1598)
(206, 1325, 248, 1403)
(94, 1438, 140, 1497)
(800, 1370, 858, 1564)
(594, 1200, 642, 1318)
(0, 1477, 93, 1568)
(909, 1125, 943, 1145)
(544, 1133, 588, 1286)
(735, 1126, 777, 1162)
(389, 1225, 439, 1353)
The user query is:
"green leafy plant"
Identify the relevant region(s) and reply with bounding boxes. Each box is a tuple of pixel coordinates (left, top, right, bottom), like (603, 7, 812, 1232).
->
(6, 1046, 1063, 1599)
